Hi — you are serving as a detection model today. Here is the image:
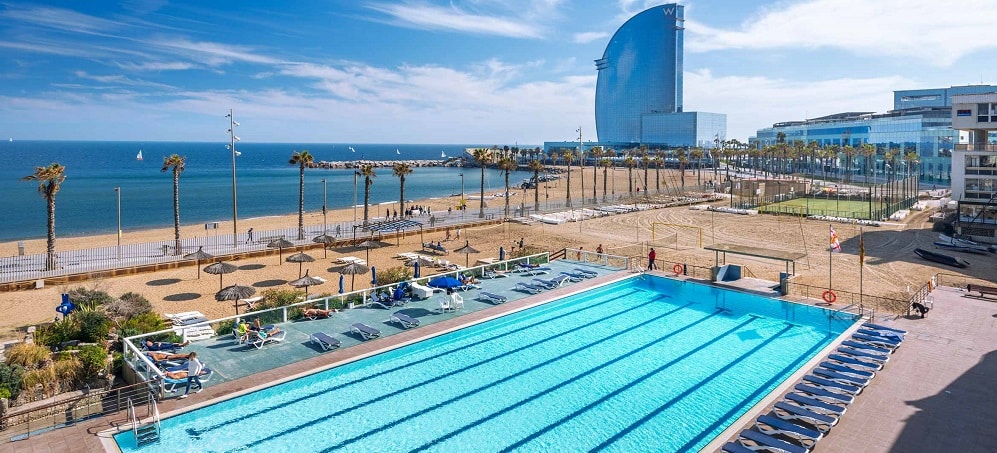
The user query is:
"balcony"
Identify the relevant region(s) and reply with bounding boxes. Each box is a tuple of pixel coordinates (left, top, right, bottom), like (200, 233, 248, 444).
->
(955, 144, 997, 152)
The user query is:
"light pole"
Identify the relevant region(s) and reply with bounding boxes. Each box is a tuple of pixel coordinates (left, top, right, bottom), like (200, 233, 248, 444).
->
(353, 171, 359, 224)
(322, 178, 328, 234)
(115, 187, 121, 260)
(460, 172, 465, 220)
(226, 109, 240, 247)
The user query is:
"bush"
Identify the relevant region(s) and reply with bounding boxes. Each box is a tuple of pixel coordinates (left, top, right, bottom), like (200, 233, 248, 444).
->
(104, 292, 153, 319)
(74, 310, 112, 343)
(119, 312, 169, 336)
(53, 357, 82, 388)
(67, 287, 115, 312)
(77, 345, 108, 380)
(5, 343, 51, 369)
(258, 289, 303, 310)
(376, 266, 412, 286)
(33, 318, 82, 348)
(22, 367, 57, 397)
(0, 362, 24, 400)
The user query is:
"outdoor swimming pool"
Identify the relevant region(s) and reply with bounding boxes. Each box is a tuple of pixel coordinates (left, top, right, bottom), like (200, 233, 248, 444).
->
(115, 275, 855, 452)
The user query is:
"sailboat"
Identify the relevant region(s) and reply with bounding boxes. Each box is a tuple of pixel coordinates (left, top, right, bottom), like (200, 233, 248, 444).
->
(441, 150, 447, 158)
(136, 150, 143, 161)
(396, 149, 401, 155)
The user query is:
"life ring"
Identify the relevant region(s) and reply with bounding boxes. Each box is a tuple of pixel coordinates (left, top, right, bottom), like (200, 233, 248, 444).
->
(822, 290, 836, 304)
(673, 263, 683, 275)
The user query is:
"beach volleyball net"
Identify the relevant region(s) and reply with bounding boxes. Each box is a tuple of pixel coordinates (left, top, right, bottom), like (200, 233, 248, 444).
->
(651, 223, 702, 250)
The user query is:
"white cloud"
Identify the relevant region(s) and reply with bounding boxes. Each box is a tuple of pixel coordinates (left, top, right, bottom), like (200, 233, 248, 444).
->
(146, 38, 283, 67)
(572, 31, 609, 44)
(365, 1, 547, 39)
(116, 61, 195, 71)
(683, 69, 916, 140)
(73, 71, 175, 89)
(686, 0, 997, 67)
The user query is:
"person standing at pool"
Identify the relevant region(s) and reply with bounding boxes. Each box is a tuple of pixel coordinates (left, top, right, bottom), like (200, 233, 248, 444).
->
(648, 248, 657, 270)
(177, 351, 204, 399)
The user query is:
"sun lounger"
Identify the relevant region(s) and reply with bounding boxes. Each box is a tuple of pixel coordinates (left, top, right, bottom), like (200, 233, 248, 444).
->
(802, 375, 862, 395)
(573, 268, 597, 278)
(841, 340, 893, 355)
(861, 323, 907, 335)
(479, 292, 508, 304)
(828, 353, 882, 371)
(819, 361, 876, 379)
(302, 308, 333, 320)
(532, 278, 559, 289)
(247, 329, 286, 349)
(515, 282, 544, 294)
(481, 269, 510, 279)
(520, 266, 552, 276)
(857, 328, 904, 342)
(721, 441, 756, 453)
(310, 332, 341, 351)
(837, 346, 889, 363)
(368, 292, 398, 309)
(794, 384, 855, 405)
(351, 323, 381, 340)
(558, 271, 584, 282)
(851, 332, 901, 349)
(736, 429, 810, 453)
(772, 402, 837, 433)
(174, 325, 216, 342)
(164, 368, 214, 393)
(390, 312, 420, 329)
(812, 368, 870, 388)
(755, 414, 822, 448)
(784, 393, 846, 416)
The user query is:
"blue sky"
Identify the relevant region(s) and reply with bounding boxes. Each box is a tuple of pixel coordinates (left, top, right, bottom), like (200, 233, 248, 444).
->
(2, 0, 996, 144)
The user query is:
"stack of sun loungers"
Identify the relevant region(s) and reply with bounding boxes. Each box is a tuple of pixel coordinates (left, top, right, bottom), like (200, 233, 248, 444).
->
(165, 311, 216, 342)
(722, 322, 906, 453)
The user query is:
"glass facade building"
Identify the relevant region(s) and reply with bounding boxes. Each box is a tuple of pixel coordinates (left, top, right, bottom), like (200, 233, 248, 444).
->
(754, 85, 997, 183)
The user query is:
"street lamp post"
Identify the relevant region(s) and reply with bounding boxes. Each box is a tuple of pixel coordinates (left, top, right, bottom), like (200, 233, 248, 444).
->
(353, 171, 360, 224)
(115, 187, 121, 260)
(322, 178, 327, 234)
(226, 109, 240, 248)
(460, 172, 465, 220)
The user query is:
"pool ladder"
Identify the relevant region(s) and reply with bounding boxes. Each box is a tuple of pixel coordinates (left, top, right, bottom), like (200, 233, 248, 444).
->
(129, 393, 162, 447)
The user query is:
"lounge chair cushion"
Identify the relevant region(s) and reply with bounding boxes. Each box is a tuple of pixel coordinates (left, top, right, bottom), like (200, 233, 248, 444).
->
(310, 332, 341, 351)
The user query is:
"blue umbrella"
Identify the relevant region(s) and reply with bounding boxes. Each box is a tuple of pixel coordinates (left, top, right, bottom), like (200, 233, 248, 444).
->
(499, 246, 505, 261)
(338, 274, 345, 294)
(428, 276, 463, 289)
(371, 266, 377, 286)
(413, 261, 421, 278)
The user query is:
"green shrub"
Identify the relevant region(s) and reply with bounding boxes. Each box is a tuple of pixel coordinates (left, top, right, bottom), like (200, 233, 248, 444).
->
(22, 367, 57, 397)
(77, 345, 108, 380)
(53, 357, 82, 388)
(377, 266, 412, 286)
(33, 319, 80, 348)
(5, 343, 51, 369)
(74, 310, 112, 343)
(110, 351, 123, 377)
(0, 362, 24, 401)
(67, 287, 115, 312)
(119, 312, 169, 336)
(104, 292, 153, 319)
(258, 289, 304, 310)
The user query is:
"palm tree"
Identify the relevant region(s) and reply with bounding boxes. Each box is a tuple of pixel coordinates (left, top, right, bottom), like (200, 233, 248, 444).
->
(623, 156, 636, 194)
(392, 162, 413, 216)
(497, 157, 516, 218)
(161, 154, 186, 255)
(471, 148, 490, 218)
(859, 143, 877, 184)
(288, 150, 314, 240)
(690, 148, 704, 186)
(590, 146, 602, 202)
(360, 164, 376, 226)
(640, 145, 649, 190)
(842, 145, 857, 184)
(563, 150, 574, 207)
(599, 158, 612, 201)
(676, 149, 688, 190)
(528, 160, 544, 211)
(21, 162, 66, 270)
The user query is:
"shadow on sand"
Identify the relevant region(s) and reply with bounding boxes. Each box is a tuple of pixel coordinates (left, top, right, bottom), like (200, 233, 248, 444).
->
(164, 292, 201, 302)
(147, 278, 182, 286)
(239, 264, 265, 271)
(253, 279, 287, 288)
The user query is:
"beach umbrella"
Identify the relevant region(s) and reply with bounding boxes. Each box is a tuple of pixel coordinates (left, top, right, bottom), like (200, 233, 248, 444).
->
(203, 261, 237, 291)
(183, 246, 214, 279)
(288, 270, 325, 299)
(428, 275, 463, 289)
(355, 239, 383, 263)
(406, 255, 435, 268)
(454, 240, 481, 268)
(285, 251, 316, 278)
(338, 262, 370, 292)
(413, 261, 421, 278)
(371, 266, 377, 286)
(267, 238, 294, 264)
(338, 274, 345, 294)
(215, 283, 256, 315)
(312, 234, 335, 258)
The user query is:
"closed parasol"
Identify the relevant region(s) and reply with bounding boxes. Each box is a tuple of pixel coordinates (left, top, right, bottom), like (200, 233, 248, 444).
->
(215, 283, 256, 315)
(183, 246, 214, 279)
(268, 238, 295, 264)
(203, 260, 237, 290)
(285, 251, 316, 278)
(288, 270, 325, 298)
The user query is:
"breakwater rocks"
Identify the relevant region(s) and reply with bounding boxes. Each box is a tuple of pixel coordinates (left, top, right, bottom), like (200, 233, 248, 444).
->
(311, 158, 461, 169)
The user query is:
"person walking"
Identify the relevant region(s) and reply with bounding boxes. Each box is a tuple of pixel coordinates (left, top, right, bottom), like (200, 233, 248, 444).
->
(596, 244, 604, 254)
(177, 351, 204, 399)
(648, 248, 657, 270)
(246, 228, 254, 244)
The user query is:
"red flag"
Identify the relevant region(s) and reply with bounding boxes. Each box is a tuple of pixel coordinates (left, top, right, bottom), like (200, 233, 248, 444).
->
(830, 225, 842, 252)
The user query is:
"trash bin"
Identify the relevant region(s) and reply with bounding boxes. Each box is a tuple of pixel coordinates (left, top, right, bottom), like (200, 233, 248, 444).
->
(18, 241, 24, 256)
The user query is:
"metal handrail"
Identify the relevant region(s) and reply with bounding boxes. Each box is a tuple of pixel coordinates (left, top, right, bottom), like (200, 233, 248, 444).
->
(127, 398, 136, 440)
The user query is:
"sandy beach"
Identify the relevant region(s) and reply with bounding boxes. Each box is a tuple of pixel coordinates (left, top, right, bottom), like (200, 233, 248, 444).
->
(2, 165, 993, 341)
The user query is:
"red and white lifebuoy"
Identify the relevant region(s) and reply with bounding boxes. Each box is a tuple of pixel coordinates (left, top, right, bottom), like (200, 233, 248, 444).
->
(673, 263, 683, 275)
(822, 290, 836, 304)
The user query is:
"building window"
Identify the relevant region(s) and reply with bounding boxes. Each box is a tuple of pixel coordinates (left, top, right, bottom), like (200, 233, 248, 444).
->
(957, 109, 972, 116)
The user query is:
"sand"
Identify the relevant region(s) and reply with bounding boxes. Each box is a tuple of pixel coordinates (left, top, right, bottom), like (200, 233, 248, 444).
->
(2, 165, 992, 341)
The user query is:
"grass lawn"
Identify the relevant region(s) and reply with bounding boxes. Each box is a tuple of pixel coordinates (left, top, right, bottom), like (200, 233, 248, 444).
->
(758, 198, 879, 219)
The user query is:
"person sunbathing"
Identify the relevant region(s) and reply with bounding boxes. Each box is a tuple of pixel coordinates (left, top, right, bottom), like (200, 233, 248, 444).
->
(303, 307, 333, 318)
(251, 318, 281, 335)
(147, 351, 193, 362)
(145, 339, 190, 351)
(460, 276, 479, 285)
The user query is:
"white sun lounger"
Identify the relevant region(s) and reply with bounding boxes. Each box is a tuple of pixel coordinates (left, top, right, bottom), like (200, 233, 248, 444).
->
(310, 332, 341, 351)
(247, 329, 286, 349)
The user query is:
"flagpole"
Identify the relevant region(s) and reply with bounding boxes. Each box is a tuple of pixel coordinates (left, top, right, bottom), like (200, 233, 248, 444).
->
(828, 224, 833, 292)
(859, 227, 864, 307)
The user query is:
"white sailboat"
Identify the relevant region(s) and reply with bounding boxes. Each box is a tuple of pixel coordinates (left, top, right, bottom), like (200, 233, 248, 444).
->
(136, 150, 143, 160)
(396, 149, 401, 155)
(441, 150, 446, 158)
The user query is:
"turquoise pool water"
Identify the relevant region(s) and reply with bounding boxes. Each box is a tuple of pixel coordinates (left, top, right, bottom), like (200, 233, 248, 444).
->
(115, 275, 854, 452)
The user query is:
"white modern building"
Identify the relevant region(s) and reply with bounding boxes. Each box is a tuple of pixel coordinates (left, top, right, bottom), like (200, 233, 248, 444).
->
(951, 92, 997, 243)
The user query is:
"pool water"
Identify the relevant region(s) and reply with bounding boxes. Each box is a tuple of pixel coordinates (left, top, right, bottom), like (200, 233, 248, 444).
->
(116, 275, 854, 452)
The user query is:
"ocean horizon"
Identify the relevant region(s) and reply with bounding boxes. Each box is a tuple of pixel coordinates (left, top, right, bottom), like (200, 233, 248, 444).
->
(0, 141, 540, 242)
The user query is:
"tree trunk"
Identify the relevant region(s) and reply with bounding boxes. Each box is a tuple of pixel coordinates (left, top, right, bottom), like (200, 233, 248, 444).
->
(602, 168, 608, 201)
(46, 192, 57, 271)
(297, 164, 305, 240)
(173, 170, 181, 255)
(363, 178, 371, 226)
(479, 165, 486, 218)
(533, 170, 540, 211)
(399, 176, 406, 216)
(504, 170, 510, 218)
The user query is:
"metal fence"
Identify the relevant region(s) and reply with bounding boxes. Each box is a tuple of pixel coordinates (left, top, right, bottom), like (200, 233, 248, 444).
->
(785, 280, 909, 316)
(0, 379, 156, 444)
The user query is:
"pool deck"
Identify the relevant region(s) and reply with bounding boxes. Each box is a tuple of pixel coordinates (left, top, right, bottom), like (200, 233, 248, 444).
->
(9, 274, 997, 453)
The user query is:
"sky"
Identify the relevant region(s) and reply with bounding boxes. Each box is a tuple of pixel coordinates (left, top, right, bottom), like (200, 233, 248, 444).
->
(2, 0, 997, 145)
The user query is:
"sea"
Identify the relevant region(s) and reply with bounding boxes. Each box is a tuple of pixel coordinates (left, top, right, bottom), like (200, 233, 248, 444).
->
(0, 141, 538, 242)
